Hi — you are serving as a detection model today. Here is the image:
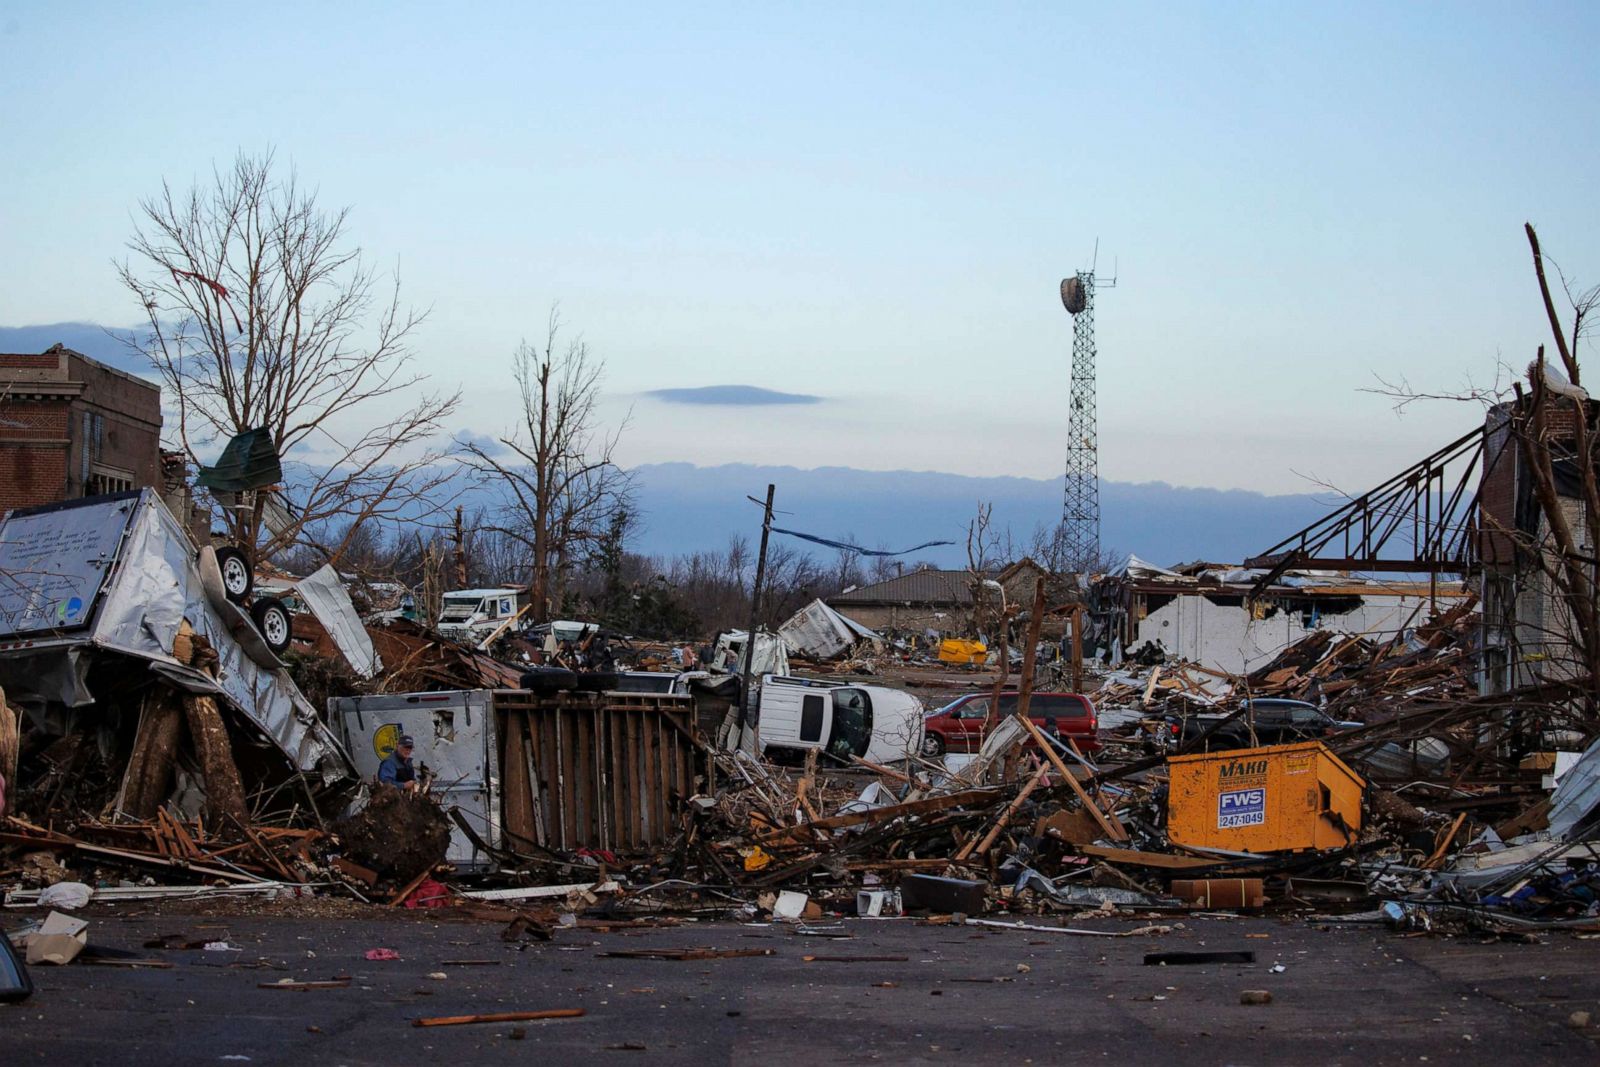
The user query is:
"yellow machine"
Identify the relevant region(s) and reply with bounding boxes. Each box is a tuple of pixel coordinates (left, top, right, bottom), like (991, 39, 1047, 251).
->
(1166, 741, 1364, 853)
(936, 638, 987, 665)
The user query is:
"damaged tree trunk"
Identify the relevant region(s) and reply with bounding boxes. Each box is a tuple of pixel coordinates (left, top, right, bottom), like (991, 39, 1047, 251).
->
(182, 694, 250, 827)
(119, 689, 185, 819)
(0, 686, 18, 806)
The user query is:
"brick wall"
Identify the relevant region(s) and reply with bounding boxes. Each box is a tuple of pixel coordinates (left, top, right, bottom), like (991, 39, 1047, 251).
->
(1, 347, 162, 511)
(0, 353, 60, 370)
(0, 443, 68, 510)
(0, 397, 71, 509)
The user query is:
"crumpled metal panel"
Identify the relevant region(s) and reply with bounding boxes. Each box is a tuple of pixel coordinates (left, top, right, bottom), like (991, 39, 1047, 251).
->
(295, 564, 381, 678)
(0, 490, 352, 782)
(0, 490, 140, 635)
(331, 690, 495, 869)
(778, 598, 880, 660)
(1548, 734, 1600, 841)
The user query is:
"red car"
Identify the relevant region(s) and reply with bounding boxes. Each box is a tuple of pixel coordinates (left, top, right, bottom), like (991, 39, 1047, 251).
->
(921, 691, 1099, 757)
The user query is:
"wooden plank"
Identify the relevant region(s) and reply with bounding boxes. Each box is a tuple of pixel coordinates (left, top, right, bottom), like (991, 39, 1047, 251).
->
(501, 709, 537, 848)
(1141, 668, 1163, 708)
(1015, 714, 1126, 842)
(1077, 844, 1222, 870)
(652, 713, 668, 841)
(960, 760, 1049, 859)
(607, 706, 624, 852)
(535, 710, 555, 847)
(564, 708, 581, 850)
(754, 788, 1004, 844)
(626, 709, 642, 849)
(574, 707, 591, 848)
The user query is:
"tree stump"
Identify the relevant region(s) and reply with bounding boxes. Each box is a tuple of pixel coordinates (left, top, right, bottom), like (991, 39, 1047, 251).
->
(119, 689, 185, 819)
(181, 694, 250, 827)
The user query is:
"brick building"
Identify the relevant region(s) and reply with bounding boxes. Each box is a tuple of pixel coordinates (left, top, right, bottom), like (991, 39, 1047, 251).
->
(0, 344, 163, 512)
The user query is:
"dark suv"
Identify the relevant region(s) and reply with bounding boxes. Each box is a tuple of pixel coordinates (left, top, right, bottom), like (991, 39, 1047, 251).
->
(1161, 699, 1360, 752)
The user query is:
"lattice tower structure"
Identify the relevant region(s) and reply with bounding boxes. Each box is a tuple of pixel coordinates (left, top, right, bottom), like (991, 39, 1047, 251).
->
(1062, 270, 1100, 572)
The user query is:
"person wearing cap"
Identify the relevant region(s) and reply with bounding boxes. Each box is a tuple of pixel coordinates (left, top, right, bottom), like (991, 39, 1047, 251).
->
(378, 735, 417, 789)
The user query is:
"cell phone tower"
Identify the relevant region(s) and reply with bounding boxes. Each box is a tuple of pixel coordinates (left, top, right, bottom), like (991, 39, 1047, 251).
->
(1060, 257, 1113, 573)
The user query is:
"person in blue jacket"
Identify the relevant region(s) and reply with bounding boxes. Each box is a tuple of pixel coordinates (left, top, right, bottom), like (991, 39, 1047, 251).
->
(378, 735, 417, 789)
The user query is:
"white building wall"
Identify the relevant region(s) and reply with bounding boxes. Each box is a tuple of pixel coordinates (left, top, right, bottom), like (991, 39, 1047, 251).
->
(1134, 594, 1445, 675)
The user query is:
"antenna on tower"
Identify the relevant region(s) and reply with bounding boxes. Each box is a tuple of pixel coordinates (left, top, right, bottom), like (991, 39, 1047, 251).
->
(1059, 246, 1115, 574)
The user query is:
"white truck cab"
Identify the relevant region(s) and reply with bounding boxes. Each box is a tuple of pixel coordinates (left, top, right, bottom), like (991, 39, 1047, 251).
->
(435, 587, 527, 645)
(756, 674, 923, 765)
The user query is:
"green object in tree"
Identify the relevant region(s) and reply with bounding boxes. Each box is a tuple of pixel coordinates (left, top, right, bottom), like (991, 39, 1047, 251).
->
(196, 427, 282, 492)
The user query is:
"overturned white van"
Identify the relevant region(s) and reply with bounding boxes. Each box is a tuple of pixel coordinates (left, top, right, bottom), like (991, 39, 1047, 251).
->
(755, 674, 923, 765)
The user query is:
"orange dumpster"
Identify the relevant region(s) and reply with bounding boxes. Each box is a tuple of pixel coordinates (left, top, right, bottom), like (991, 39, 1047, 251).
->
(1166, 741, 1363, 853)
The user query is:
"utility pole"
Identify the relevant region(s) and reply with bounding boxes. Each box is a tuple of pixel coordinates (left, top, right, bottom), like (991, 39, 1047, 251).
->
(736, 484, 776, 735)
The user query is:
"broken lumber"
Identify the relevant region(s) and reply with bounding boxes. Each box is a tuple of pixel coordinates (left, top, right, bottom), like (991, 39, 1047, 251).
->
(754, 788, 1003, 845)
(600, 948, 775, 961)
(413, 1009, 585, 1027)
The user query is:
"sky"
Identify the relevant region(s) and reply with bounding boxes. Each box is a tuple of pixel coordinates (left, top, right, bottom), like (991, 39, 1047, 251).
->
(2, 1, 1597, 498)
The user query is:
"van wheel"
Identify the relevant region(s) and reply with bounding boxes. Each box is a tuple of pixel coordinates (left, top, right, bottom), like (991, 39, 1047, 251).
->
(250, 596, 292, 654)
(215, 546, 253, 603)
(921, 734, 946, 758)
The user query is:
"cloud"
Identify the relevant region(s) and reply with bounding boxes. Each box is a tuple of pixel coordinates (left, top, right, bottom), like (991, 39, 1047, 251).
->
(453, 429, 510, 456)
(644, 384, 823, 407)
(0, 322, 154, 377)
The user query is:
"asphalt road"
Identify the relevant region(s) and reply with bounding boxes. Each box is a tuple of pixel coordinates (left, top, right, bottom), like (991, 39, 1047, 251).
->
(4, 909, 1598, 1065)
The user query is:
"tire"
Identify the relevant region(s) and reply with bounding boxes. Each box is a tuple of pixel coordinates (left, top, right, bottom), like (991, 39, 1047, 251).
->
(921, 733, 946, 758)
(250, 596, 292, 655)
(573, 671, 621, 693)
(520, 667, 577, 695)
(215, 546, 253, 603)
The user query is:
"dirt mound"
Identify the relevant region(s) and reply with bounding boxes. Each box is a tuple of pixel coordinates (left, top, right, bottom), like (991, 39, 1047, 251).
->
(335, 788, 452, 884)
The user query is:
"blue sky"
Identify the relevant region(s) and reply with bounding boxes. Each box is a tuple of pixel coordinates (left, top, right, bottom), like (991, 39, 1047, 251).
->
(2, 1, 1596, 496)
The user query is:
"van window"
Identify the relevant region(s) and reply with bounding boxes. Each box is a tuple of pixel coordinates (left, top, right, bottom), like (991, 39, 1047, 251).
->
(799, 694, 826, 742)
(499, 598, 513, 615)
(1033, 695, 1087, 718)
(827, 688, 874, 758)
(958, 698, 991, 720)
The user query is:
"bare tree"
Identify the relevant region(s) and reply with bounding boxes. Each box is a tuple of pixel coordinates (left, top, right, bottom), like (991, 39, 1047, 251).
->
(116, 150, 460, 565)
(460, 310, 632, 617)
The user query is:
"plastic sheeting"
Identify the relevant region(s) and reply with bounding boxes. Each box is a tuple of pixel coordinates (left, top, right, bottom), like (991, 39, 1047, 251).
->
(0, 490, 351, 782)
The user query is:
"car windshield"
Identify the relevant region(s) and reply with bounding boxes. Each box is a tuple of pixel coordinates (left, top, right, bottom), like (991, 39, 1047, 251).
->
(828, 688, 874, 758)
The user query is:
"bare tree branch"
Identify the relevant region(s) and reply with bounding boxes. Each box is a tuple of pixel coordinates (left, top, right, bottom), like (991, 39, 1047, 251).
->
(114, 150, 461, 564)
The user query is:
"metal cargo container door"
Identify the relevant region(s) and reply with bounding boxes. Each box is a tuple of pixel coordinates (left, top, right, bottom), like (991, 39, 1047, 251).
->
(333, 691, 497, 870)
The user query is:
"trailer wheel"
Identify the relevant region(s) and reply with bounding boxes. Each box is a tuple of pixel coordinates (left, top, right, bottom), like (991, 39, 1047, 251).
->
(250, 596, 292, 655)
(215, 546, 253, 603)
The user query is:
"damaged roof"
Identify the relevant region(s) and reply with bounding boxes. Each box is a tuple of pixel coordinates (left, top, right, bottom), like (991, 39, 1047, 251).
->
(828, 569, 977, 606)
